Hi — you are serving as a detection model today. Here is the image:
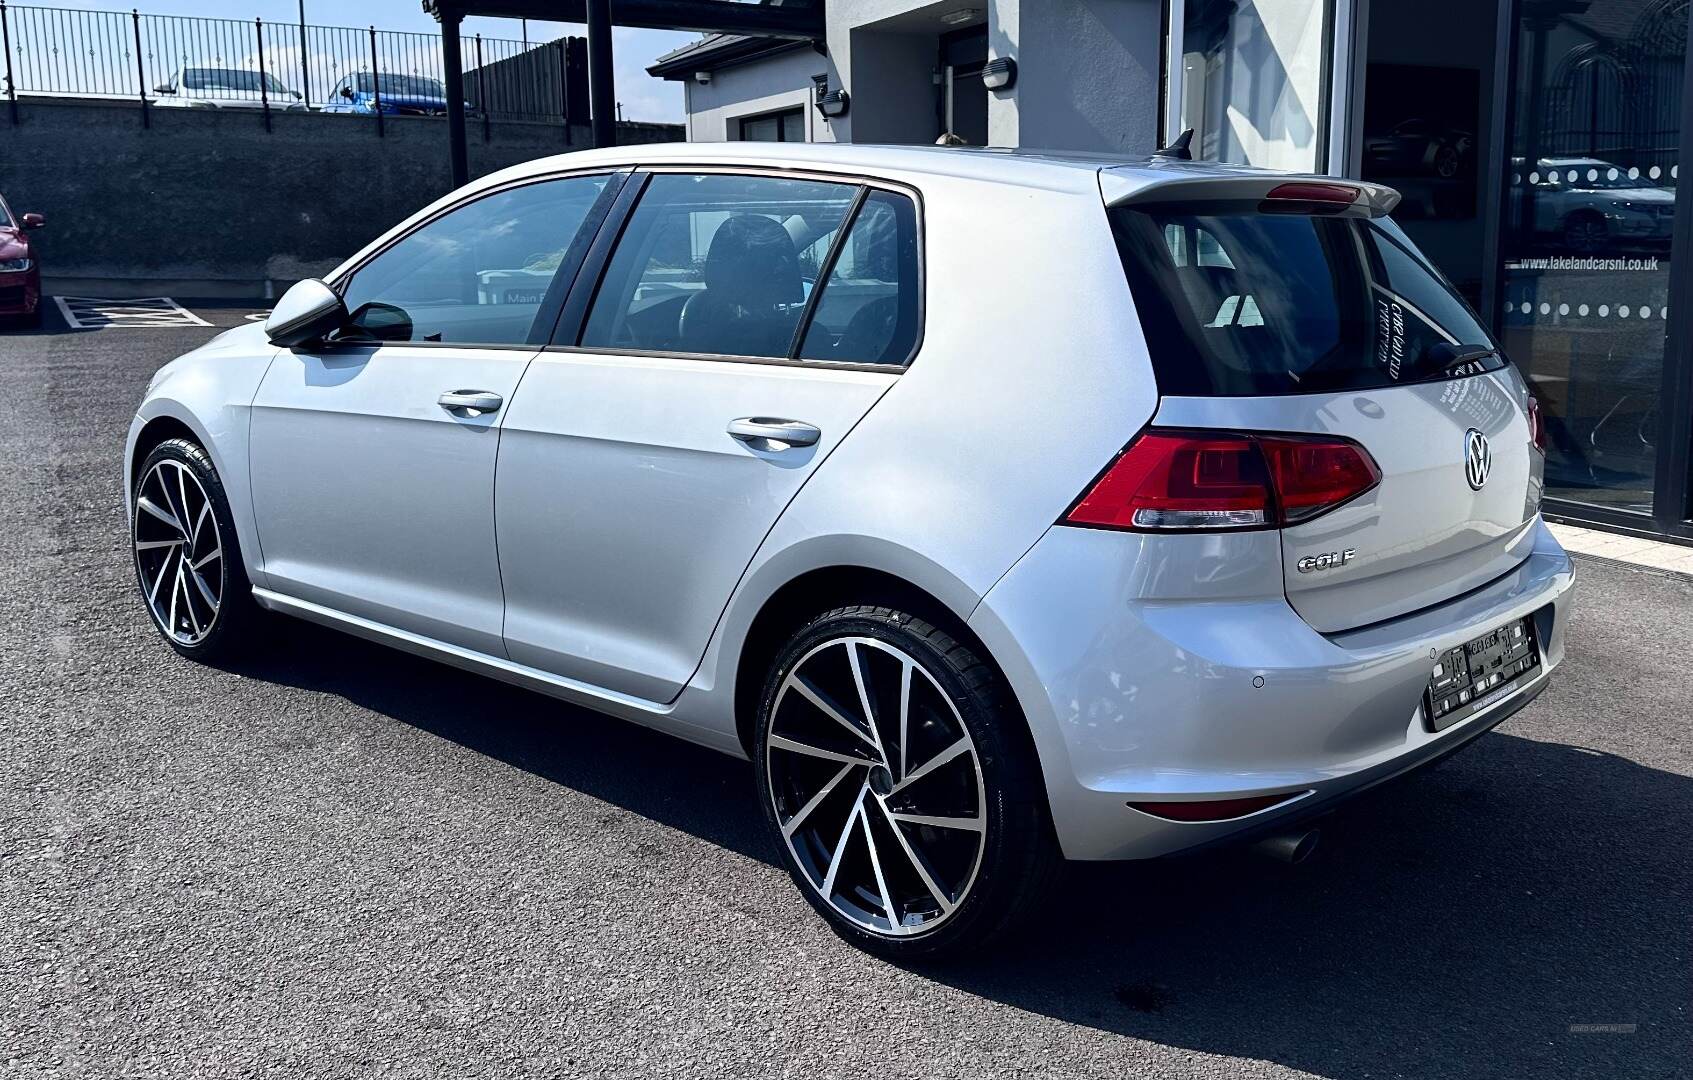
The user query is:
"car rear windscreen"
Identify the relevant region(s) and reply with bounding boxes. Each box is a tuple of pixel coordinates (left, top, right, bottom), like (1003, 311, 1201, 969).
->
(1110, 204, 1499, 396)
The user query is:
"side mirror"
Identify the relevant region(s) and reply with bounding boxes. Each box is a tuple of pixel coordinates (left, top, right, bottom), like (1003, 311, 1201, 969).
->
(339, 86, 355, 100)
(154, 83, 174, 94)
(20, 213, 44, 230)
(292, 90, 303, 101)
(265, 278, 347, 347)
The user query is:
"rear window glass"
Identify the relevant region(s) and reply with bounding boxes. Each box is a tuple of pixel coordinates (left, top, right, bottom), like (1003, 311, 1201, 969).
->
(1111, 206, 1499, 396)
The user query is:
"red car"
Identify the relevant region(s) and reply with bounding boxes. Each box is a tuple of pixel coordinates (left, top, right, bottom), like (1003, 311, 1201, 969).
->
(0, 193, 45, 328)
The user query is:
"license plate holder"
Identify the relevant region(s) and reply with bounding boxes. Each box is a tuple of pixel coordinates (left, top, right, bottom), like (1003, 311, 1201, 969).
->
(1425, 616, 1541, 732)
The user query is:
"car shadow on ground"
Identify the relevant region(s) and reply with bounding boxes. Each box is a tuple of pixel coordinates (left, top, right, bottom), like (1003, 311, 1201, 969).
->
(229, 616, 1689, 1079)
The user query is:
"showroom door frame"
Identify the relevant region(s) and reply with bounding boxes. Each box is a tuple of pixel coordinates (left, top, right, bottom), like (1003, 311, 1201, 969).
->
(1485, 0, 1693, 543)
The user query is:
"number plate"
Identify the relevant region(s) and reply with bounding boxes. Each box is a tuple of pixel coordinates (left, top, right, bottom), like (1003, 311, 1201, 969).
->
(1425, 616, 1540, 732)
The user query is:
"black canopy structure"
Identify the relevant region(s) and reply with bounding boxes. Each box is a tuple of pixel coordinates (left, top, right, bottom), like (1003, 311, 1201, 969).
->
(424, 0, 825, 186)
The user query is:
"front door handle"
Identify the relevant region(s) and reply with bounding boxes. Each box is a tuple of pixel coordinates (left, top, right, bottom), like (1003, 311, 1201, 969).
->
(438, 390, 503, 416)
(727, 417, 821, 450)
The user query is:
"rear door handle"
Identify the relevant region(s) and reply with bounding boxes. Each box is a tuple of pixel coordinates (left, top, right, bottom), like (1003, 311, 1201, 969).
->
(727, 417, 821, 450)
(438, 390, 503, 415)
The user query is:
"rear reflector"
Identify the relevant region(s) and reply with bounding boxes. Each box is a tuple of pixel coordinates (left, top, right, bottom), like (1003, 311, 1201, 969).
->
(1065, 430, 1380, 532)
(1129, 792, 1304, 822)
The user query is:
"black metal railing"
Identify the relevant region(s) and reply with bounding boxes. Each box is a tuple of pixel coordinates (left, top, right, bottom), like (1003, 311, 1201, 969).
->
(0, 2, 583, 126)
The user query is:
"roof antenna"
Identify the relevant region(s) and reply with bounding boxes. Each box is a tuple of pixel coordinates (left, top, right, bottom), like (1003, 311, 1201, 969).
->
(1154, 128, 1194, 161)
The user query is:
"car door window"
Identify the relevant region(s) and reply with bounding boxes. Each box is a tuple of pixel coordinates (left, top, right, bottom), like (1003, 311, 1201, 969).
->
(337, 173, 612, 346)
(579, 173, 859, 359)
(795, 189, 921, 365)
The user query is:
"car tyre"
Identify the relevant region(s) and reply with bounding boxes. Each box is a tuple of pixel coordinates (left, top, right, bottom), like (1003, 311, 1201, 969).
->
(754, 605, 1060, 960)
(132, 437, 260, 662)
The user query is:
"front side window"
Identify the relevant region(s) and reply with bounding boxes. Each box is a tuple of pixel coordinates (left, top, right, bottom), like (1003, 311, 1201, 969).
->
(183, 68, 286, 94)
(580, 173, 858, 359)
(337, 173, 612, 346)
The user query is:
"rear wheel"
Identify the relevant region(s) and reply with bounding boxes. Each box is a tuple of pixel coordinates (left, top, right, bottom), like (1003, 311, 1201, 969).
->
(132, 437, 258, 661)
(754, 605, 1058, 959)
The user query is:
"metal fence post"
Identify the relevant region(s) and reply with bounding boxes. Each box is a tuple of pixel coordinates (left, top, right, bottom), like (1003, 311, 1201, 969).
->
(368, 25, 382, 136)
(556, 38, 569, 145)
(254, 17, 271, 131)
(131, 8, 148, 128)
(297, 5, 308, 108)
(1, 1, 18, 126)
(474, 32, 489, 143)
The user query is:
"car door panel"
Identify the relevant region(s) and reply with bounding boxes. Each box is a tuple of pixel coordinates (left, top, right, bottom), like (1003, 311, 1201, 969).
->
(250, 345, 534, 656)
(496, 351, 896, 701)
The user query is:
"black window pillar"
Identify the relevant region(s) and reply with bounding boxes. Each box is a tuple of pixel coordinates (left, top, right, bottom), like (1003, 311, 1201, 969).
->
(442, 10, 470, 188)
(586, 0, 615, 148)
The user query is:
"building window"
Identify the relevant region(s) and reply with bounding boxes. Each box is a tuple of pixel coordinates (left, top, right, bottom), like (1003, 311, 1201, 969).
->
(738, 107, 805, 143)
(1501, 0, 1682, 517)
(1173, 0, 1334, 172)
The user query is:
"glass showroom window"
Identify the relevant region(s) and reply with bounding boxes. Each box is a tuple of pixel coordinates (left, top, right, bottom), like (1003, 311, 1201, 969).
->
(1173, 0, 1334, 172)
(1500, 0, 1683, 517)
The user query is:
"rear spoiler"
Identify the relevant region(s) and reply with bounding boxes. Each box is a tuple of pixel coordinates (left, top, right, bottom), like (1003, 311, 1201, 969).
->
(1100, 170, 1402, 218)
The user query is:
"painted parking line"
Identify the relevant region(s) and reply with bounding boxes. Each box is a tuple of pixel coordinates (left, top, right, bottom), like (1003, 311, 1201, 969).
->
(53, 296, 212, 330)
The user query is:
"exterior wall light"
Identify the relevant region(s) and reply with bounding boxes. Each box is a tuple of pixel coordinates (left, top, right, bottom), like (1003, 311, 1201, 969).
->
(816, 89, 849, 119)
(982, 57, 1016, 91)
(940, 8, 981, 25)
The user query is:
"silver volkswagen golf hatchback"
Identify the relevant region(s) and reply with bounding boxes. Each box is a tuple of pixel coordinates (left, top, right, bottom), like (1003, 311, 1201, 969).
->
(128, 143, 1574, 958)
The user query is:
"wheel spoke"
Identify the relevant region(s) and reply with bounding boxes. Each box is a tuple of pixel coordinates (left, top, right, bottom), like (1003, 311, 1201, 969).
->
(897, 660, 912, 782)
(191, 500, 211, 545)
(191, 546, 222, 571)
(780, 762, 857, 839)
(846, 641, 890, 764)
(790, 676, 879, 752)
(821, 785, 868, 898)
(180, 569, 203, 637)
(167, 561, 182, 635)
(137, 496, 182, 534)
(134, 538, 182, 552)
(886, 811, 984, 833)
(147, 548, 175, 603)
(876, 799, 957, 915)
(768, 733, 877, 767)
(176, 468, 194, 541)
(858, 794, 900, 929)
(892, 735, 971, 793)
(189, 567, 218, 610)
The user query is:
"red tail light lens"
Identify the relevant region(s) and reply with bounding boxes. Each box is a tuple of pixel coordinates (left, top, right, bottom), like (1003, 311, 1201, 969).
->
(1065, 430, 1380, 532)
(1262, 182, 1362, 214)
(1526, 395, 1547, 452)
(1258, 437, 1383, 524)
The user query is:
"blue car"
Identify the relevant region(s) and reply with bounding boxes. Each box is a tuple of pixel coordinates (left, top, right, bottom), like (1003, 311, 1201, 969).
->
(322, 72, 477, 117)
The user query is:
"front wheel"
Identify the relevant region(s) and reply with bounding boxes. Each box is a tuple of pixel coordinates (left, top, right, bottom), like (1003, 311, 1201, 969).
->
(754, 605, 1058, 959)
(132, 437, 259, 662)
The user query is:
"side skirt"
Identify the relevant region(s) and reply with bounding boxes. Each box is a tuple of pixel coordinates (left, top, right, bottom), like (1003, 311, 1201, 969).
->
(250, 586, 745, 758)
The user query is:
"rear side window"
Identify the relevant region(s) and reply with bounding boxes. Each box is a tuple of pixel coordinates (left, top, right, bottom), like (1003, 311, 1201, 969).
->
(797, 190, 920, 365)
(578, 172, 920, 366)
(1112, 206, 1497, 396)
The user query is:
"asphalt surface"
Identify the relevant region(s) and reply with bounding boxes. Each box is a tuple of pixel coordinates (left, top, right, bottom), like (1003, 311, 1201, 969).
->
(2, 303, 1689, 1079)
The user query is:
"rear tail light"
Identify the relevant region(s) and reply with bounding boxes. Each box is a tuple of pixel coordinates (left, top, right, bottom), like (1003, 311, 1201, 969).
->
(1526, 394, 1547, 452)
(1065, 430, 1380, 532)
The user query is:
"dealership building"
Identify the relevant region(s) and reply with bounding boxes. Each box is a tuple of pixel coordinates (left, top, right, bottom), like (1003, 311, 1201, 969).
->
(650, 0, 1693, 543)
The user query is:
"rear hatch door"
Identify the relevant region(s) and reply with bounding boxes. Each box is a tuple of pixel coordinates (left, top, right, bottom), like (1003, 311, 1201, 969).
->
(1108, 174, 1542, 633)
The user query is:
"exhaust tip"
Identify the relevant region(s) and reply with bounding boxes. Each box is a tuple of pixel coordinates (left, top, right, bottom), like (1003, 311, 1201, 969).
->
(1253, 828, 1320, 865)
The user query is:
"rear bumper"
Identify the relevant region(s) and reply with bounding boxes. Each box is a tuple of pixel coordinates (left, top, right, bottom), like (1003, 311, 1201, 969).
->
(968, 517, 1575, 861)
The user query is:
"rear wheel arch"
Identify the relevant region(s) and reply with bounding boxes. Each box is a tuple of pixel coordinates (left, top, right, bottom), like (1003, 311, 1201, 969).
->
(731, 566, 1043, 779)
